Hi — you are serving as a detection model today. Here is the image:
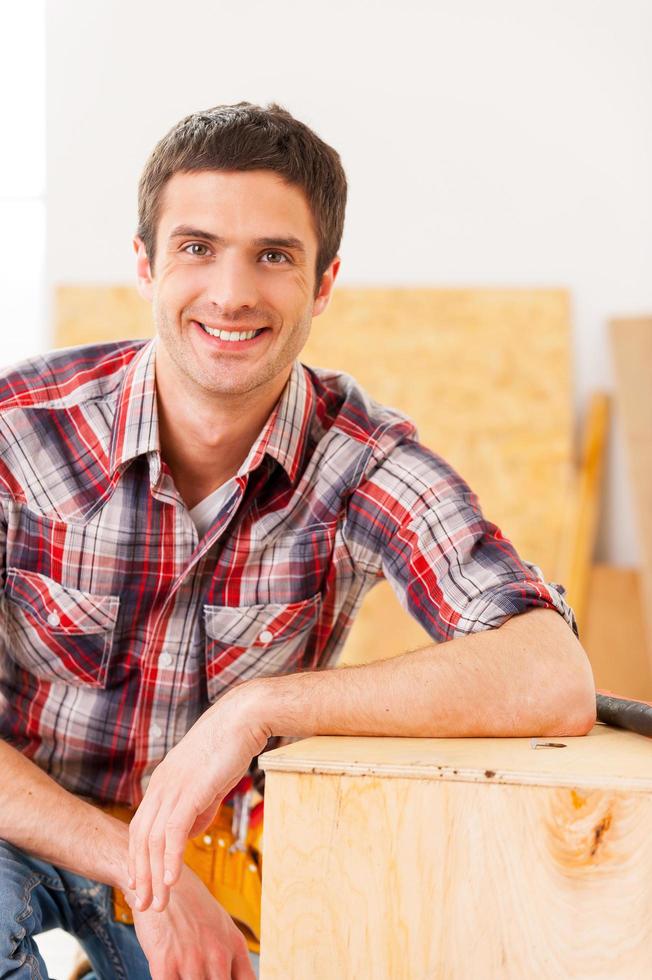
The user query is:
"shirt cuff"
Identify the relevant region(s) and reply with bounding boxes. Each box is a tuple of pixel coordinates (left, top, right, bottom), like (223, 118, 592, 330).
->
(450, 576, 578, 639)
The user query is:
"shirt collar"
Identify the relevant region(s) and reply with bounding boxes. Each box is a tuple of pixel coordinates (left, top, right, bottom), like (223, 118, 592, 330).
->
(109, 347, 313, 485)
(238, 360, 314, 484)
(109, 339, 160, 477)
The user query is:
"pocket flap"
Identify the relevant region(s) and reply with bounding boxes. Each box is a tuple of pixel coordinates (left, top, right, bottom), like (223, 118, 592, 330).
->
(204, 593, 321, 647)
(6, 567, 120, 635)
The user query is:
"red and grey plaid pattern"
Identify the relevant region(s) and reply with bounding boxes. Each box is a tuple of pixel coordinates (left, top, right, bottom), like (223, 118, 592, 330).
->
(0, 340, 574, 804)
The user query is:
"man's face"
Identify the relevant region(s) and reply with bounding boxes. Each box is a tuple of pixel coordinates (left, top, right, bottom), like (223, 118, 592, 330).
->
(135, 169, 338, 400)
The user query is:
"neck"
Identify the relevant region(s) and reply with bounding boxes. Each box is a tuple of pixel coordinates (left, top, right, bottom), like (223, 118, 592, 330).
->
(155, 350, 289, 509)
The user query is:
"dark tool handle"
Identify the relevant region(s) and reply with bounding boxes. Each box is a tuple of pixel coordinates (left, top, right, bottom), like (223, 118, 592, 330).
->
(596, 693, 652, 737)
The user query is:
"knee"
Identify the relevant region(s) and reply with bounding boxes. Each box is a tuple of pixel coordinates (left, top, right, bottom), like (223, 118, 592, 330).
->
(0, 840, 41, 955)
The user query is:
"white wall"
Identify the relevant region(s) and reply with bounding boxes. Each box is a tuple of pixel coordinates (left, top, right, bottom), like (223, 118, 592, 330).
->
(47, 0, 652, 565)
(0, 5, 46, 369)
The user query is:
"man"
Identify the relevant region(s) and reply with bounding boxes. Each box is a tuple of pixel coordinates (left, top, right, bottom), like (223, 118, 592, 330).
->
(0, 103, 595, 979)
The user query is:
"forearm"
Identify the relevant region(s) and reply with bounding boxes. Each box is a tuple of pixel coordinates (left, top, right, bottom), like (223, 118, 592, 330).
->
(0, 738, 130, 889)
(243, 608, 596, 740)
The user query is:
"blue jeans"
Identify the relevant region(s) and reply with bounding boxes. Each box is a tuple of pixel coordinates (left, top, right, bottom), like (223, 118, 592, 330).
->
(0, 839, 259, 979)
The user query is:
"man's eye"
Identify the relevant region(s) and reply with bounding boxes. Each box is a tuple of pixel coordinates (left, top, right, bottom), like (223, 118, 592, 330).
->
(261, 250, 288, 264)
(183, 243, 210, 257)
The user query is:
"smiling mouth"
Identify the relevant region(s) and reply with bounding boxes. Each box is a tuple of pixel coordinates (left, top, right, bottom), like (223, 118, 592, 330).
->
(196, 322, 265, 342)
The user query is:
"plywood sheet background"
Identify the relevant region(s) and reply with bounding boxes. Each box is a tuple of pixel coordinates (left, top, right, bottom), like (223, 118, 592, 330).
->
(55, 286, 574, 664)
(55, 285, 153, 348)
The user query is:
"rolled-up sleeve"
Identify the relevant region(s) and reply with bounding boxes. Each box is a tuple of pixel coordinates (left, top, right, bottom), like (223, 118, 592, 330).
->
(344, 436, 576, 642)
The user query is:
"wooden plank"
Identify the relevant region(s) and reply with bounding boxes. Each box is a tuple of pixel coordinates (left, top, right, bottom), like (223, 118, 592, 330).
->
(260, 762, 652, 978)
(260, 724, 652, 792)
(560, 393, 610, 626)
(582, 563, 652, 700)
(610, 318, 652, 659)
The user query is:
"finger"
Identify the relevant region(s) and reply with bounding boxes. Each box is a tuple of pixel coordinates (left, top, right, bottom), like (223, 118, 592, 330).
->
(162, 799, 198, 889)
(148, 808, 171, 911)
(131, 807, 156, 911)
(187, 797, 221, 840)
(162, 827, 190, 890)
(127, 814, 137, 891)
(128, 803, 151, 894)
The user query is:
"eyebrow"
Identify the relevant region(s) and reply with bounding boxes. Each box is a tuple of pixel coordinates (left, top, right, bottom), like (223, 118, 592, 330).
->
(253, 236, 306, 254)
(168, 225, 306, 253)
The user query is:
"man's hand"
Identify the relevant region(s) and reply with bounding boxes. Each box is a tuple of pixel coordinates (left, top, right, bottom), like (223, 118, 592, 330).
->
(133, 864, 255, 980)
(128, 686, 269, 912)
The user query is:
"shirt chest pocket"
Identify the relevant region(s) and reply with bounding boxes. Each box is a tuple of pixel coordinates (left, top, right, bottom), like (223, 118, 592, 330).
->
(3, 568, 120, 688)
(203, 593, 321, 701)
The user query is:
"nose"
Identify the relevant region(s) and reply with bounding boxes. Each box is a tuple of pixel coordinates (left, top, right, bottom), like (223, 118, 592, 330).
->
(205, 250, 259, 316)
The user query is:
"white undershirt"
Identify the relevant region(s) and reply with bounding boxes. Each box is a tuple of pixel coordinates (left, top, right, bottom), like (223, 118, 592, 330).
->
(189, 480, 236, 538)
(187, 425, 265, 538)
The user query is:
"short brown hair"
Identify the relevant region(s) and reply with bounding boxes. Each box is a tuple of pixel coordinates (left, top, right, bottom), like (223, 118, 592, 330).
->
(137, 102, 347, 281)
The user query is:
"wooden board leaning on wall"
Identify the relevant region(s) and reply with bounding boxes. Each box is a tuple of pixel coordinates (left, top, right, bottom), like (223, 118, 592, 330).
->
(610, 317, 652, 665)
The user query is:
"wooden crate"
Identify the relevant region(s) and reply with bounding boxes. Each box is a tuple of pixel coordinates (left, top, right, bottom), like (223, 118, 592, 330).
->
(260, 727, 652, 979)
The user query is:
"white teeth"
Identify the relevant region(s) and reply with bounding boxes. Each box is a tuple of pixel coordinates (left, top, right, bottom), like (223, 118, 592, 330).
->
(200, 324, 260, 341)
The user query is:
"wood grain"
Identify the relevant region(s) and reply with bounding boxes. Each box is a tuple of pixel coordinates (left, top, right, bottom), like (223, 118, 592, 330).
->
(260, 727, 652, 979)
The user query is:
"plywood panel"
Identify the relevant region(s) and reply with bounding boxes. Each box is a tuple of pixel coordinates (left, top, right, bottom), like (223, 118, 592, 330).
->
(307, 288, 573, 578)
(54, 286, 574, 666)
(560, 393, 609, 628)
(55, 284, 153, 348)
(610, 318, 652, 660)
(260, 727, 652, 979)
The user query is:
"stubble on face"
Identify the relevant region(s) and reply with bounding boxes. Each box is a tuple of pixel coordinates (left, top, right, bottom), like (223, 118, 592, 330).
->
(153, 292, 314, 402)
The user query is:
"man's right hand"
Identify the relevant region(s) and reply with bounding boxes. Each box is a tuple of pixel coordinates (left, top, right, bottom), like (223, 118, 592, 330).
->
(132, 864, 255, 980)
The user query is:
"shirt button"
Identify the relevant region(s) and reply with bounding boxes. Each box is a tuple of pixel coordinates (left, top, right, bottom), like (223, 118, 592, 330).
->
(158, 652, 173, 668)
(150, 724, 163, 739)
(47, 612, 60, 627)
(258, 629, 274, 643)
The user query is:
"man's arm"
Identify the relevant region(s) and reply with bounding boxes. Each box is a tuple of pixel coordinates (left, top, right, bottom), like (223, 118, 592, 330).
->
(0, 738, 130, 888)
(0, 739, 254, 979)
(251, 607, 596, 739)
(129, 607, 595, 911)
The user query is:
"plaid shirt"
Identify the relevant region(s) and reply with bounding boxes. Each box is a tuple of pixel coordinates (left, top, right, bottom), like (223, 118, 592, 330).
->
(0, 340, 574, 805)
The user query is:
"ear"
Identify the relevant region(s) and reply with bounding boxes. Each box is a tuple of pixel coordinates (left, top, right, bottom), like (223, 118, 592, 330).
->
(134, 236, 154, 302)
(312, 257, 341, 318)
